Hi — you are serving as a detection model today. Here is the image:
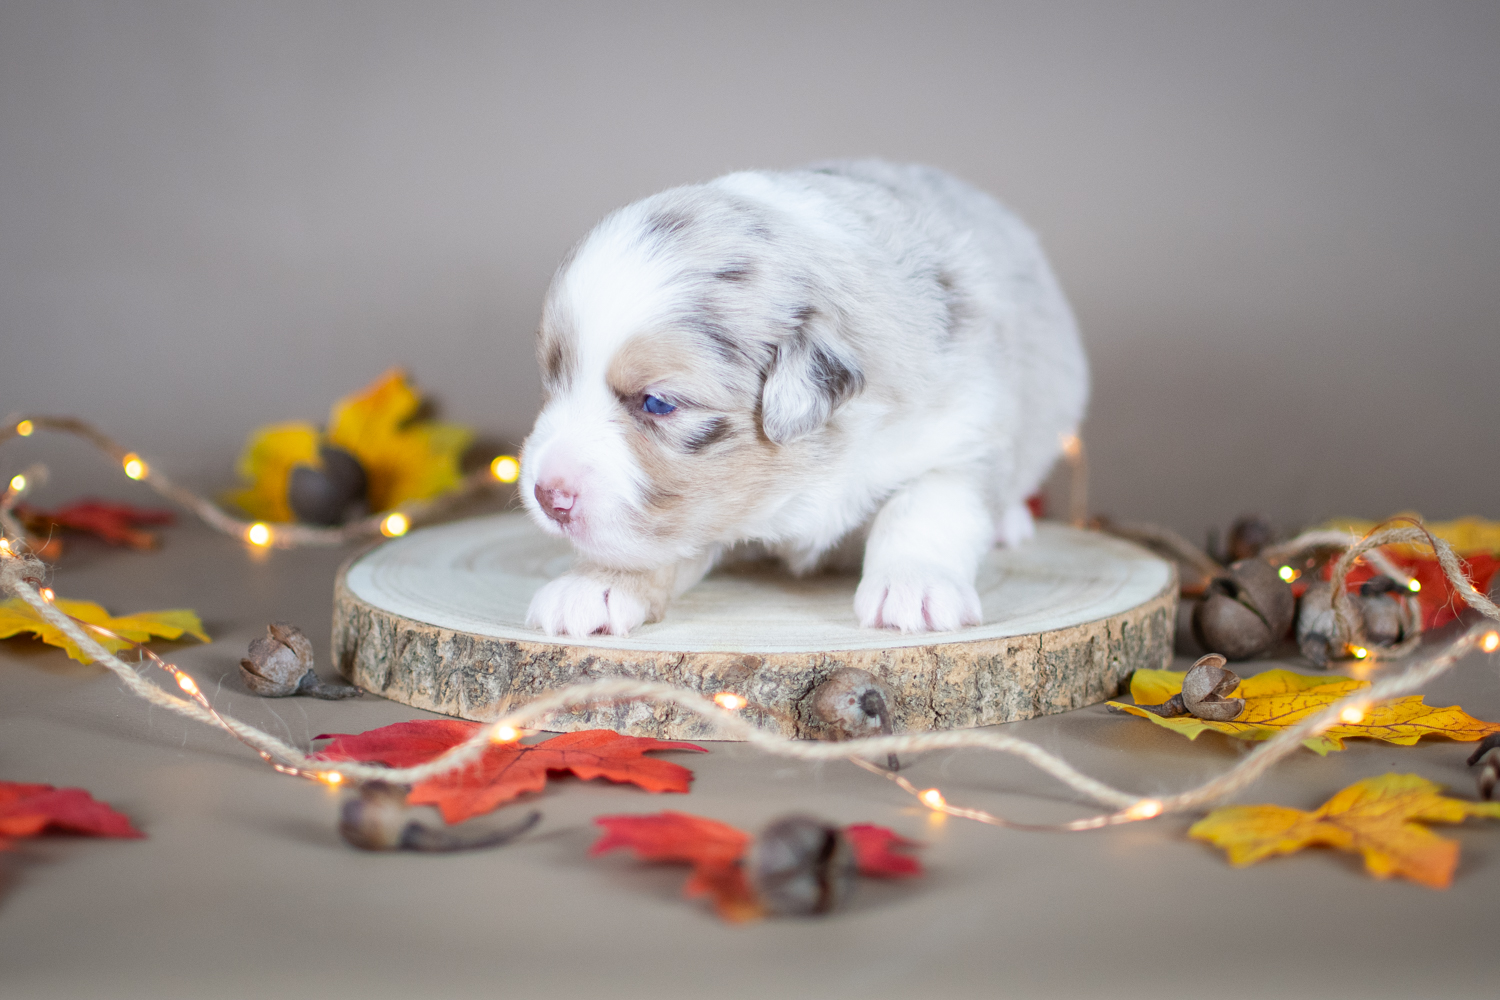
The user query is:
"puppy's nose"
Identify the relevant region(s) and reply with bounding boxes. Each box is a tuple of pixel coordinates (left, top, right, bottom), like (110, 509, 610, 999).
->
(534, 482, 578, 525)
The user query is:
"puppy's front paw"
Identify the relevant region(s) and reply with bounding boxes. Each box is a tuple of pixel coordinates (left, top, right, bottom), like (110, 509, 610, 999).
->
(526, 573, 649, 637)
(854, 566, 982, 633)
(997, 501, 1036, 548)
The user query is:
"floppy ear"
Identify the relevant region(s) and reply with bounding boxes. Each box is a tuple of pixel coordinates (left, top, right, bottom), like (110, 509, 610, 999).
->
(759, 309, 865, 445)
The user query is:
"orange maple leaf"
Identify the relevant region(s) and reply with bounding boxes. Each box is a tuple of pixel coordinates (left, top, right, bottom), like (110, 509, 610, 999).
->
(1110, 668, 1500, 754)
(314, 723, 705, 823)
(0, 780, 144, 850)
(1190, 773, 1500, 888)
(591, 811, 924, 922)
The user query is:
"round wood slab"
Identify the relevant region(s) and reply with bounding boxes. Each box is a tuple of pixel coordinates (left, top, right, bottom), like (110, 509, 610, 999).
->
(333, 514, 1176, 740)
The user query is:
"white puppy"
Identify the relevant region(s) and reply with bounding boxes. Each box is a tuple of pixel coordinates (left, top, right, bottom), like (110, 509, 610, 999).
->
(520, 160, 1088, 636)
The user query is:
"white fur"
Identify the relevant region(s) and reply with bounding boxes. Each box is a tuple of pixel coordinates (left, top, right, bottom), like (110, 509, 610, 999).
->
(520, 161, 1089, 636)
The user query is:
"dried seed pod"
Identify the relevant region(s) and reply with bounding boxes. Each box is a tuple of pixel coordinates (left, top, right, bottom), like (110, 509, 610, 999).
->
(1131, 654, 1244, 721)
(1225, 515, 1275, 563)
(744, 815, 857, 916)
(288, 444, 368, 526)
(1178, 654, 1245, 721)
(1358, 576, 1412, 648)
(338, 780, 540, 851)
(239, 622, 361, 699)
(1296, 581, 1337, 667)
(1468, 734, 1500, 800)
(1296, 577, 1420, 668)
(811, 667, 899, 769)
(1192, 558, 1295, 661)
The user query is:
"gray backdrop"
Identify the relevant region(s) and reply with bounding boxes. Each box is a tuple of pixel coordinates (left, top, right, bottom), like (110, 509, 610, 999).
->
(3, 0, 1496, 542)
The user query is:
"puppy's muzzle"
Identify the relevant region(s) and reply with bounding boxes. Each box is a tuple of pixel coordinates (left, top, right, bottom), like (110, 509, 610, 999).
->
(534, 482, 578, 526)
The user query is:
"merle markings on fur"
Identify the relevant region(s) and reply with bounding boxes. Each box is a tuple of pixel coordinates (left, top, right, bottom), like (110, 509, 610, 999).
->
(520, 160, 1089, 636)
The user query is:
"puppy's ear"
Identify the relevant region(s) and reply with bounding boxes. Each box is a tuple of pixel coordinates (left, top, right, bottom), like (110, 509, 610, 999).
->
(760, 310, 864, 445)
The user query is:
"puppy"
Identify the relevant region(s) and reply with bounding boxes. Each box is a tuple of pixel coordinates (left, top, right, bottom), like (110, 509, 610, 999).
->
(519, 160, 1088, 636)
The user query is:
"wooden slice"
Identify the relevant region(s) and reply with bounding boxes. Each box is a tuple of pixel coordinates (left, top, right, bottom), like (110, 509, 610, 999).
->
(333, 514, 1176, 740)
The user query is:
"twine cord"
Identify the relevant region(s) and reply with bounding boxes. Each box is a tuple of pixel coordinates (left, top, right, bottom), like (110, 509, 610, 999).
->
(3, 519, 1496, 832)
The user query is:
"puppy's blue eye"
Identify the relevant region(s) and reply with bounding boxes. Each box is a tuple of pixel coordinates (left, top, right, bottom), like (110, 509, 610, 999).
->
(642, 394, 676, 415)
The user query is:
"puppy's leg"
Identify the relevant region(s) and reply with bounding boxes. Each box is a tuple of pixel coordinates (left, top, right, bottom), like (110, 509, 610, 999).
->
(526, 554, 712, 637)
(997, 500, 1036, 548)
(855, 472, 992, 633)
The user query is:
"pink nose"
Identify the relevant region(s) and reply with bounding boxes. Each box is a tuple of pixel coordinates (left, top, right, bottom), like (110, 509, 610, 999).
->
(534, 482, 577, 525)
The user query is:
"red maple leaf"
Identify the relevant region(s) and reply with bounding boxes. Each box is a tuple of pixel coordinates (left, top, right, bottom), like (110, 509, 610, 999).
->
(314, 723, 705, 824)
(844, 822, 924, 877)
(16, 499, 176, 550)
(591, 811, 923, 922)
(0, 780, 144, 849)
(592, 811, 760, 920)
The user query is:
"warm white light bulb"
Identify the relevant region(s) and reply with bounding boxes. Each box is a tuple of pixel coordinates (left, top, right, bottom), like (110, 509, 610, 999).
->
(8, 474, 25, 493)
(1407, 579, 1421, 593)
(381, 512, 410, 537)
(246, 522, 272, 547)
(1339, 705, 1365, 724)
(15, 420, 34, 437)
(1125, 799, 1163, 820)
(490, 455, 520, 483)
(491, 725, 519, 743)
(122, 453, 147, 480)
(1483, 632, 1500, 654)
(1278, 565, 1295, 582)
(919, 788, 946, 809)
(176, 673, 199, 696)
(714, 692, 747, 711)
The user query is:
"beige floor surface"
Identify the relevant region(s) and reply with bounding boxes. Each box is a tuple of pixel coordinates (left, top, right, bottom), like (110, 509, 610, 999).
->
(2, 522, 1496, 1000)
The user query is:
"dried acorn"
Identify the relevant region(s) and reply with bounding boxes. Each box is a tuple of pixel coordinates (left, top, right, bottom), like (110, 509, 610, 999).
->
(339, 780, 540, 851)
(1132, 654, 1244, 721)
(1470, 734, 1500, 800)
(811, 667, 899, 769)
(744, 815, 857, 916)
(288, 444, 368, 526)
(1192, 558, 1295, 661)
(239, 622, 361, 699)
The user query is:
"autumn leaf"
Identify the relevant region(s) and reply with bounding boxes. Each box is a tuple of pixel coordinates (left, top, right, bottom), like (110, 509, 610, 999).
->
(16, 499, 175, 550)
(227, 421, 321, 523)
(590, 812, 924, 922)
(314, 723, 705, 823)
(0, 597, 209, 664)
(1110, 668, 1500, 755)
(844, 823, 924, 877)
(227, 370, 471, 522)
(0, 780, 144, 850)
(1190, 773, 1500, 888)
(592, 812, 761, 921)
(325, 369, 471, 513)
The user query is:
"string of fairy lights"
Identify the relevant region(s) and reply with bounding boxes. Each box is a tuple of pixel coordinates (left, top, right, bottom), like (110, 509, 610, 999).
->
(0, 414, 522, 551)
(2, 413, 1499, 834)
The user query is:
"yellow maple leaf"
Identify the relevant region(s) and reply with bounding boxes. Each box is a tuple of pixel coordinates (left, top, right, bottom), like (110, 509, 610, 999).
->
(0, 597, 209, 664)
(1320, 512, 1500, 557)
(226, 421, 321, 523)
(227, 370, 472, 521)
(1190, 773, 1500, 888)
(325, 369, 470, 512)
(1110, 668, 1500, 755)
